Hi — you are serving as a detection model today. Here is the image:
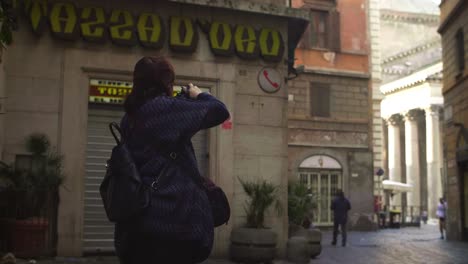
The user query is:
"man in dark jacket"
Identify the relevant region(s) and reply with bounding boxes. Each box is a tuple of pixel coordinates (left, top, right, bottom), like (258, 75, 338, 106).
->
(331, 189, 351, 246)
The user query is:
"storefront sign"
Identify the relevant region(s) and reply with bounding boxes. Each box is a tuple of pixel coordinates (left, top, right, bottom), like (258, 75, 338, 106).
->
(257, 67, 282, 93)
(89, 79, 132, 105)
(20, 0, 284, 62)
(89, 79, 212, 105)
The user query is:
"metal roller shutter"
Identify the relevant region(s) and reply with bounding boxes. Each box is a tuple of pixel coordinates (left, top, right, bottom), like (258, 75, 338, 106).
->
(83, 107, 209, 253)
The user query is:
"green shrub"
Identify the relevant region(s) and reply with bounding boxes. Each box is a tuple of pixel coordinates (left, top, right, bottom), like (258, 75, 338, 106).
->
(239, 178, 282, 229)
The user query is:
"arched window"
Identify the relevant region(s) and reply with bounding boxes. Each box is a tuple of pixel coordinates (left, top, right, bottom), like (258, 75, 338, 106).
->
(298, 155, 342, 226)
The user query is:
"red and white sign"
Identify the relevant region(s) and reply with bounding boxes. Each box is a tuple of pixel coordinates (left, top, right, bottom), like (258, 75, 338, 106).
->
(222, 117, 233, 130)
(257, 67, 282, 93)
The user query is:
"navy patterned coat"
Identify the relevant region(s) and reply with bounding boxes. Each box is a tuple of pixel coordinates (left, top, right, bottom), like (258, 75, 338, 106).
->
(115, 93, 229, 264)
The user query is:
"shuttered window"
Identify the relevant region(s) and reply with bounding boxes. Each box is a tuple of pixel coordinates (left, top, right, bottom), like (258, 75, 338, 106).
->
(298, 10, 340, 51)
(310, 83, 330, 118)
(83, 107, 209, 253)
(456, 28, 465, 75)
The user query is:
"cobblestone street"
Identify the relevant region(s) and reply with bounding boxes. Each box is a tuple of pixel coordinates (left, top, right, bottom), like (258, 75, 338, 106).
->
(16, 224, 468, 264)
(310, 224, 468, 264)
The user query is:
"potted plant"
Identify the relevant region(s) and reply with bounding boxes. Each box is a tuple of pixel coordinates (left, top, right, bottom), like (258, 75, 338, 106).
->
(0, 161, 20, 253)
(11, 133, 64, 258)
(230, 178, 282, 264)
(0, 0, 15, 62)
(286, 182, 322, 263)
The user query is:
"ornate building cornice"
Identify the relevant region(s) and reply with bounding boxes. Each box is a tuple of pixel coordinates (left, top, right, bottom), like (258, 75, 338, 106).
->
(380, 62, 442, 95)
(381, 9, 440, 25)
(382, 40, 441, 66)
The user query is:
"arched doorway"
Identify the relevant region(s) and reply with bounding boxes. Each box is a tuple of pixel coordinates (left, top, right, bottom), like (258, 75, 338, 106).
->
(298, 155, 342, 226)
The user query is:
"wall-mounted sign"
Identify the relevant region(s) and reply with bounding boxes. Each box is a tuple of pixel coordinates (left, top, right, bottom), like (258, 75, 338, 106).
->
(19, 0, 284, 62)
(89, 79, 132, 105)
(89, 79, 210, 105)
(257, 67, 282, 93)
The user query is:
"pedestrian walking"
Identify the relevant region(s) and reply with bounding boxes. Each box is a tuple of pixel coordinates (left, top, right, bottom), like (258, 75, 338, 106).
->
(436, 197, 447, 239)
(331, 189, 351, 247)
(113, 56, 230, 264)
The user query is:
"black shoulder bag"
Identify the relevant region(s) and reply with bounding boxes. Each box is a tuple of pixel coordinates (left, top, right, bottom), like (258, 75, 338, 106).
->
(99, 122, 152, 222)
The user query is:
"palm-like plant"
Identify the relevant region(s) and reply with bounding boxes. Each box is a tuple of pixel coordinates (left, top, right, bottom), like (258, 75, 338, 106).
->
(288, 181, 317, 226)
(239, 178, 282, 228)
(0, 1, 15, 52)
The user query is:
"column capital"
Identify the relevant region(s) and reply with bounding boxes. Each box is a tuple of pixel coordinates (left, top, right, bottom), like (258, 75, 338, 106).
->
(425, 105, 442, 117)
(403, 110, 420, 122)
(387, 114, 403, 126)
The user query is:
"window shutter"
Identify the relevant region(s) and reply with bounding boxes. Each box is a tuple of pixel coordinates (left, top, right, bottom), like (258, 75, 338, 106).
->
(456, 29, 465, 73)
(328, 10, 341, 52)
(310, 83, 331, 117)
(318, 85, 330, 117)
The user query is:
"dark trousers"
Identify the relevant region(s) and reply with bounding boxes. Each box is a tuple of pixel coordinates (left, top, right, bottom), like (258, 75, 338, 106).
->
(332, 221, 347, 245)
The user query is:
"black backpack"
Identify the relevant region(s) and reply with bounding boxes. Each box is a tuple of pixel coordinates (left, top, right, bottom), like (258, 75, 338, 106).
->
(99, 122, 230, 226)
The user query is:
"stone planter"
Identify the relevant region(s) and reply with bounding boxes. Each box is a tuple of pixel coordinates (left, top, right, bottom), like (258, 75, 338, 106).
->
(287, 227, 322, 263)
(230, 227, 277, 264)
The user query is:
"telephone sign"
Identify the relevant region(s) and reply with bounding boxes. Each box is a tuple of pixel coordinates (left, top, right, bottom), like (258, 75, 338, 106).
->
(257, 67, 282, 93)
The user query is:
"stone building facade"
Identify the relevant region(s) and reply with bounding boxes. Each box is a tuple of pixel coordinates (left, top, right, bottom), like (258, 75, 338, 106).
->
(0, 0, 308, 257)
(289, 0, 374, 230)
(439, 0, 468, 241)
(370, 0, 445, 222)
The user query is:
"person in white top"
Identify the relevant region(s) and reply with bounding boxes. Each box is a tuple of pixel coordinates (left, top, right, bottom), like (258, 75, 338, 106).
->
(436, 197, 447, 239)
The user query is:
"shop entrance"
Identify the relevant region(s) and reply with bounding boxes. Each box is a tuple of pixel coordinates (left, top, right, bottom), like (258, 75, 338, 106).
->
(298, 155, 342, 226)
(82, 80, 209, 253)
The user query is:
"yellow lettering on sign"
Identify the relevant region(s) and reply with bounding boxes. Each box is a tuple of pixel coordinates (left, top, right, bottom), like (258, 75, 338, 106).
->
(49, 2, 78, 35)
(80, 7, 106, 39)
(137, 13, 164, 48)
(98, 87, 107, 94)
(25, 0, 48, 34)
(259, 28, 281, 57)
(209, 22, 232, 51)
(234, 25, 257, 54)
(109, 10, 134, 41)
(170, 16, 194, 47)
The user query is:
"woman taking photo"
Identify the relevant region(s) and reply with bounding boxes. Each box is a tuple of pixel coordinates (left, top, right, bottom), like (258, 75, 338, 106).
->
(114, 56, 230, 263)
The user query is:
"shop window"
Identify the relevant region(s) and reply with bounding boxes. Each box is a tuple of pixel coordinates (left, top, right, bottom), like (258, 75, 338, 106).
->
(456, 28, 465, 76)
(310, 83, 330, 118)
(299, 10, 340, 51)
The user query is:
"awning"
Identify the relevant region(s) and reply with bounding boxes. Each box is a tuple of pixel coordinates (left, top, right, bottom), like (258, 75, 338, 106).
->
(382, 180, 413, 193)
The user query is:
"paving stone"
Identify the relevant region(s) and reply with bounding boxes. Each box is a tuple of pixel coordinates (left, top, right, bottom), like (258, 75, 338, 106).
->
(14, 224, 468, 264)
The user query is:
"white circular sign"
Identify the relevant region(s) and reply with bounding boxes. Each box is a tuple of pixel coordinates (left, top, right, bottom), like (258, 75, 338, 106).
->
(257, 67, 282, 93)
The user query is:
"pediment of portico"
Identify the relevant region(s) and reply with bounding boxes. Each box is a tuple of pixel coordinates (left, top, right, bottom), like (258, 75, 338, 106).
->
(380, 63, 444, 119)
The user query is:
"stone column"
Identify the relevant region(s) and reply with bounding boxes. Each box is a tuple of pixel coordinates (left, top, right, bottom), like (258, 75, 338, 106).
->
(387, 114, 402, 208)
(425, 105, 443, 219)
(404, 111, 420, 216)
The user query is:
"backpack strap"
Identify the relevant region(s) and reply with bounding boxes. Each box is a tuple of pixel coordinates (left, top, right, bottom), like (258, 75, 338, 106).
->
(109, 122, 122, 145)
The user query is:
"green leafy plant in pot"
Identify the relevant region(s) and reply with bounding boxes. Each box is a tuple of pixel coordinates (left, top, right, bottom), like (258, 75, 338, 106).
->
(286, 181, 322, 262)
(0, 0, 15, 62)
(288, 181, 318, 233)
(230, 178, 282, 264)
(19, 133, 64, 218)
(0, 133, 64, 257)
